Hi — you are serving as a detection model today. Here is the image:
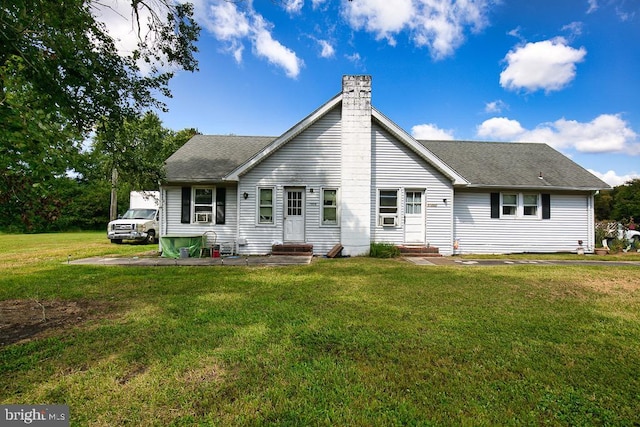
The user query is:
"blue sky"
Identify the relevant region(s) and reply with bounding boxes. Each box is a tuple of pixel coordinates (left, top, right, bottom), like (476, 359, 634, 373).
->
(101, 0, 640, 187)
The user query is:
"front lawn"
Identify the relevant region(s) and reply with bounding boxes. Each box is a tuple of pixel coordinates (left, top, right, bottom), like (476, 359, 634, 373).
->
(1, 233, 639, 425)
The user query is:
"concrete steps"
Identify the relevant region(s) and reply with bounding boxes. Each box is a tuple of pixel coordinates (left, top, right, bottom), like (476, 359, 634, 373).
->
(397, 245, 441, 257)
(272, 243, 313, 256)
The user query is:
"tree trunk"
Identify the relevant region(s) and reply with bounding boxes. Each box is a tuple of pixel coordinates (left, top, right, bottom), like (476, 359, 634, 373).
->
(110, 167, 118, 220)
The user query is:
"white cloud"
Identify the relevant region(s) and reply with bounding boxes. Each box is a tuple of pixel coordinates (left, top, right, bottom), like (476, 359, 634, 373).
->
(411, 123, 455, 140)
(588, 170, 640, 187)
(253, 17, 304, 78)
(317, 39, 335, 58)
(561, 21, 583, 39)
(193, 0, 303, 78)
(343, 0, 491, 59)
(343, 0, 414, 46)
(485, 100, 507, 114)
(477, 114, 640, 154)
(283, 0, 304, 14)
(204, 1, 250, 40)
(500, 38, 586, 93)
(345, 52, 363, 67)
(477, 117, 525, 140)
(587, 0, 598, 13)
(312, 0, 328, 9)
(615, 6, 635, 21)
(507, 26, 522, 39)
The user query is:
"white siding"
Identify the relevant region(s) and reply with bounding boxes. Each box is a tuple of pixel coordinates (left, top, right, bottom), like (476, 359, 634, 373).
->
(453, 190, 594, 254)
(238, 107, 343, 255)
(371, 124, 455, 255)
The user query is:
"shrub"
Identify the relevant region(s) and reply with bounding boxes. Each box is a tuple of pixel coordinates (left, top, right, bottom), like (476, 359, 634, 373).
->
(370, 242, 400, 258)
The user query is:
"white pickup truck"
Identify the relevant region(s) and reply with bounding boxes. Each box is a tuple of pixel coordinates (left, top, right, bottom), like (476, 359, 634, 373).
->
(603, 223, 640, 250)
(107, 191, 160, 244)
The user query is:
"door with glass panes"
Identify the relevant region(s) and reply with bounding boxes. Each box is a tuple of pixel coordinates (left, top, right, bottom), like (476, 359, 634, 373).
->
(404, 189, 425, 244)
(284, 188, 305, 242)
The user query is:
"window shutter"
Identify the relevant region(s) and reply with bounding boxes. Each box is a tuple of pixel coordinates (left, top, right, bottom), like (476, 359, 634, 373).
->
(542, 193, 551, 219)
(181, 187, 191, 224)
(216, 187, 226, 224)
(490, 193, 500, 219)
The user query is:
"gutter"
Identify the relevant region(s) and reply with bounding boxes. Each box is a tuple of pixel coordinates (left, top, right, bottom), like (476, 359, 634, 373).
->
(458, 184, 611, 192)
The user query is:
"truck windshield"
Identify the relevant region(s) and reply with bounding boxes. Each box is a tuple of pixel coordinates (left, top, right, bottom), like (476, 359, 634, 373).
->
(121, 209, 157, 220)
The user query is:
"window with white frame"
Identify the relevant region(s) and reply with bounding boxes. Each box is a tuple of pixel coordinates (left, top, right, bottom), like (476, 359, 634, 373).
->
(498, 193, 541, 219)
(378, 189, 399, 226)
(502, 194, 517, 216)
(258, 187, 274, 224)
(523, 194, 539, 216)
(322, 188, 338, 225)
(492, 192, 550, 220)
(194, 188, 213, 222)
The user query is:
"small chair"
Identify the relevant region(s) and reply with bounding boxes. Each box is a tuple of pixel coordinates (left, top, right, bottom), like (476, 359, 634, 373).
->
(199, 231, 217, 258)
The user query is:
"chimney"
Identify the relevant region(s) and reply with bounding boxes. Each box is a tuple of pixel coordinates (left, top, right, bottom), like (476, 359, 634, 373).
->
(341, 75, 372, 256)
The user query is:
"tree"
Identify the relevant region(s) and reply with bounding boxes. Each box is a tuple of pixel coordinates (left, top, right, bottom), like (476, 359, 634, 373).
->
(594, 190, 614, 220)
(611, 178, 640, 223)
(92, 112, 197, 218)
(1, 0, 200, 230)
(1, 0, 199, 130)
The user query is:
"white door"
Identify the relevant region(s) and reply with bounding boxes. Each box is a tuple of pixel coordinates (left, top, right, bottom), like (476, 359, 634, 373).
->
(404, 190, 425, 244)
(284, 188, 305, 242)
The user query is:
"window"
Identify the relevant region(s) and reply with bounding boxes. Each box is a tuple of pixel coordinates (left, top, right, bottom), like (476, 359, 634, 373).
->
(491, 192, 549, 219)
(523, 194, 539, 216)
(405, 191, 422, 214)
(502, 194, 517, 216)
(287, 190, 303, 216)
(322, 188, 338, 225)
(258, 187, 274, 224)
(379, 189, 399, 226)
(194, 188, 213, 222)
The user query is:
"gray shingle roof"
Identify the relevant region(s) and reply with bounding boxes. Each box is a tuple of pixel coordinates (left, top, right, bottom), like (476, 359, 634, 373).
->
(164, 135, 276, 183)
(164, 134, 609, 191)
(418, 140, 610, 190)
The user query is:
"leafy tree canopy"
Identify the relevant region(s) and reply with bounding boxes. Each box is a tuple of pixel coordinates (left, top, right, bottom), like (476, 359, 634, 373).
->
(611, 178, 640, 223)
(93, 111, 197, 191)
(1, 0, 199, 133)
(1, 0, 199, 230)
(595, 178, 640, 223)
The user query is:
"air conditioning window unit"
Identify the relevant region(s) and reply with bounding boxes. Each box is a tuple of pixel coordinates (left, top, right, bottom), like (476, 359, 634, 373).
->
(196, 212, 212, 223)
(379, 215, 398, 227)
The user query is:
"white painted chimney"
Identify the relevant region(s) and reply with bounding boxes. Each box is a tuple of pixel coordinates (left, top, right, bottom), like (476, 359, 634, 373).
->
(340, 75, 372, 256)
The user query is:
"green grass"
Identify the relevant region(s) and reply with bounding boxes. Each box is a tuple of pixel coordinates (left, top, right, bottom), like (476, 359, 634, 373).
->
(1, 233, 639, 425)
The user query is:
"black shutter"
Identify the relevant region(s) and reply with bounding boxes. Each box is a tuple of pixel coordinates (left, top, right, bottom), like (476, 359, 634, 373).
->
(542, 193, 551, 219)
(490, 193, 500, 219)
(181, 187, 191, 224)
(216, 187, 226, 224)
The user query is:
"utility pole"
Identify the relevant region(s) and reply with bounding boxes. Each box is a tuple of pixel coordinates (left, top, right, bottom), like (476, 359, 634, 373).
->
(110, 167, 118, 220)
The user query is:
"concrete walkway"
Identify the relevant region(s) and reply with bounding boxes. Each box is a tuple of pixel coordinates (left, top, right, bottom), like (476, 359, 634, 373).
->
(69, 254, 313, 267)
(406, 257, 640, 267)
(68, 255, 640, 267)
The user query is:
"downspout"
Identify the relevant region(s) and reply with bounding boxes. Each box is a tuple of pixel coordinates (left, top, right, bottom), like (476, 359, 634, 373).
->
(235, 182, 241, 255)
(160, 186, 167, 252)
(588, 191, 596, 251)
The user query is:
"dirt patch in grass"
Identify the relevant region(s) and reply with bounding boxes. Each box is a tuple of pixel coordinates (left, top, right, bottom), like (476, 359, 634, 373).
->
(579, 275, 640, 296)
(0, 299, 114, 347)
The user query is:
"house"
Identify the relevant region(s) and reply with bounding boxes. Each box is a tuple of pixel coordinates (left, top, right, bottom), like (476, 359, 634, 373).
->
(160, 75, 610, 256)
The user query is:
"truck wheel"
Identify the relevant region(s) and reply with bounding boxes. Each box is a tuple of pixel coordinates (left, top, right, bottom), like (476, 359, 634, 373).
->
(145, 231, 156, 245)
(111, 239, 123, 244)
